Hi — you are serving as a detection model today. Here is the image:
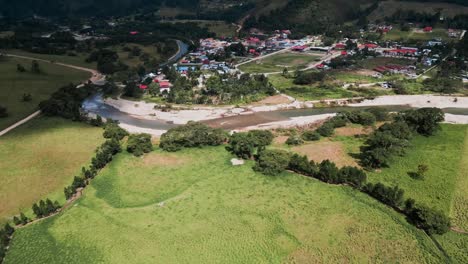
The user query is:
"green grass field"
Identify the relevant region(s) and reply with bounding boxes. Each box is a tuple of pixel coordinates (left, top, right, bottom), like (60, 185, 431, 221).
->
(382, 29, 454, 42)
(4, 146, 452, 263)
(0, 57, 91, 130)
(368, 125, 468, 219)
(239, 52, 320, 74)
(268, 74, 391, 101)
(0, 117, 104, 224)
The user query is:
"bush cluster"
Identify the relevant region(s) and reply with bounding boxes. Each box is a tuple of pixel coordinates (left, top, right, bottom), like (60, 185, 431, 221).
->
(227, 130, 274, 159)
(127, 133, 153, 157)
(160, 122, 228, 152)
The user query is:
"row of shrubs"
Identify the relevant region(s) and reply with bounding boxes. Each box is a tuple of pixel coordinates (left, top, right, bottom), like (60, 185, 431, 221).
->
(0, 224, 14, 262)
(254, 149, 450, 235)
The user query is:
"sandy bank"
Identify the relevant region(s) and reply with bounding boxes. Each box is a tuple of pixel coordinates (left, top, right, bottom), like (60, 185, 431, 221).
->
(350, 95, 468, 108)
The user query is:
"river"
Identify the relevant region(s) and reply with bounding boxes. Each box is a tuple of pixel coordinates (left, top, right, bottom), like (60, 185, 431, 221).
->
(82, 94, 468, 131)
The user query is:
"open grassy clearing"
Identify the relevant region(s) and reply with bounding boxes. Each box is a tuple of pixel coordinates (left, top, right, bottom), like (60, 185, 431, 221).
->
(0, 57, 91, 130)
(268, 74, 392, 101)
(239, 52, 320, 73)
(357, 57, 416, 70)
(368, 124, 468, 217)
(3, 49, 96, 69)
(5, 147, 448, 263)
(381, 28, 454, 42)
(0, 117, 104, 224)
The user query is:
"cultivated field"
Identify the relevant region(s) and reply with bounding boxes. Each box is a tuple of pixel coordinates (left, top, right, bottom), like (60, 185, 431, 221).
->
(0, 117, 104, 224)
(4, 146, 451, 263)
(239, 52, 320, 73)
(111, 42, 177, 68)
(0, 57, 91, 130)
(382, 28, 455, 42)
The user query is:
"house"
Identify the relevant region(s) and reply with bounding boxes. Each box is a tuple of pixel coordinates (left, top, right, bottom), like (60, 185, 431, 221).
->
(139, 84, 148, 90)
(423, 27, 433, 33)
(334, 43, 346, 50)
(291, 45, 308, 52)
(159, 81, 172, 93)
(341, 51, 348, 56)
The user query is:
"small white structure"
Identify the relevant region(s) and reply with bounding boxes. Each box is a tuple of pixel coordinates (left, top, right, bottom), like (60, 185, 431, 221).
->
(230, 158, 245, 166)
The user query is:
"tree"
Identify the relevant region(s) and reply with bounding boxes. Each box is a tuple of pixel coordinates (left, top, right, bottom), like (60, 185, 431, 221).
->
(127, 133, 153, 156)
(103, 123, 129, 140)
(413, 164, 429, 180)
(317, 160, 340, 183)
(317, 123, 334, 137)
(20, 212, 29, 224)
(123, 82, 143, 98)
(16, 63, 26, 72)
(3, 224, 14, 236)
(227, 132, 257, 159)
(160, 122, 227, 152)
(13, 216, 21, 226)
(302, 131, 320, 141)
(254, 149, 291, 176)
(398, 108, 444, 136)
(338, 166, 367, 188)
(407, 205, 450, 235)
(286, 135, 304, 146)
(148, 82, 160, 97)
(30, 60, 41, 74)
(288, 154, 318, 176)
(22, 93, 32, 102)
(0, 106, 8, 118)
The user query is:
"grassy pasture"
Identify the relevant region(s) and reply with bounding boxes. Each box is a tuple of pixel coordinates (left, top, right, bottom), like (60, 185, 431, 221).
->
(239, 52, 320, 73)
(5, 147, 449, 263)
(0, 117, 104, 224)
(0, 57, 90, 130)
(368, 124, 468, 217)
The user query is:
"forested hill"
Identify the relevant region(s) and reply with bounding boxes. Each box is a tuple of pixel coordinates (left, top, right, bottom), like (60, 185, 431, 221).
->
(0, 0, 200, 18)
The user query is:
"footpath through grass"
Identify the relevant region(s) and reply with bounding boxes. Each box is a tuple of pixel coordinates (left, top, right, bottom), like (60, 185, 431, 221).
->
(5, 147, 449, 263)
(0, 57, 90, 130)
(0, 117, 104, 224)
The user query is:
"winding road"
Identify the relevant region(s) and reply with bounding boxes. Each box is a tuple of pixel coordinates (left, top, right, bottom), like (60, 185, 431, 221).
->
(0, 54, 105, 137)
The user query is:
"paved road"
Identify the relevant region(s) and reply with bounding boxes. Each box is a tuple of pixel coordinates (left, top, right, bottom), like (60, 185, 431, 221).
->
(0, 54, 105, 137)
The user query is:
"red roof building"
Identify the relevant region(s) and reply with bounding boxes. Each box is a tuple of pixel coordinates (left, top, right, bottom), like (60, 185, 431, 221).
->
(423, 27, 433, 32)
(341, 51, 348, 56)
(139, 84, 148, 90)
(159, 81, 171, 89)
(334, 43, 346, 50)
(130, 31, 139, 35)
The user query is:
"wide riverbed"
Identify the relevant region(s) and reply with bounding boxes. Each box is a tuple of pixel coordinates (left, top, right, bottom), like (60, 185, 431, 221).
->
(82, 94, 468, 132)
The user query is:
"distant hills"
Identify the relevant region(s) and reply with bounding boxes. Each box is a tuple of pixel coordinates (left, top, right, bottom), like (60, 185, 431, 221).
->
(1, 0, 467, 29)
